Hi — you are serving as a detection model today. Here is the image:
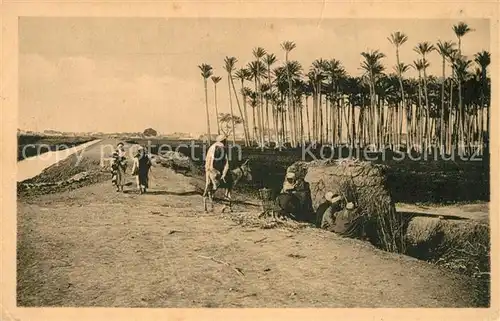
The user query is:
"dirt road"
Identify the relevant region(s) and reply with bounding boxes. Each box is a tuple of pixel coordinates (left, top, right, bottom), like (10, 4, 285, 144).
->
(17, 145, 482, 307)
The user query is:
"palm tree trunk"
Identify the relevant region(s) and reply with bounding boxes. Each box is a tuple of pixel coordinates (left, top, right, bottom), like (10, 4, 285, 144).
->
(241, 92, 250, 146)
(300, 102, 304, 145)
(204, 79, 212, 145)
(339, 98, 343, 145)
(319, 93, 324, 144)
(214, 84, 221, 134)
(265, 98, 270, 145)
(226, 75, 236, 145)
(359, 104, 364, 146)
(306, 96, 311, 143)
(326, 95, 330, 144)
(423, 66, 430, 153)
(448, 79, 454, 154)
(351, 100, 356, 147)
(288, 98, 294, 145)
(239, 80, 251, 146)
(229, 76, 248, 146)
(458, 80, 465, 154)
(346, 99, 351, 145)
(254, 78, 262, 146)
(283, 109, 288, 143)
(417, 71, 423, 152)
(252, 105, 257, 144)
(396, 46, 406, 150)
(258, 78, 265, 147)
(440, 58, 446, 153)
(312, 86, 317, 144)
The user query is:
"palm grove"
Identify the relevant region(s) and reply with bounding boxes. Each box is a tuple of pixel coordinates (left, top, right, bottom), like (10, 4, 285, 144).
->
(199, 21, 490, 156)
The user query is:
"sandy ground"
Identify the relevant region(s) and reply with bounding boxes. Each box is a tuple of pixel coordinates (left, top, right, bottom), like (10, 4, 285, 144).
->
(17, 142, 485, 307)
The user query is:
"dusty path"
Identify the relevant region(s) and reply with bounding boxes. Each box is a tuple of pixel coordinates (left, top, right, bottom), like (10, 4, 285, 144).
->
(17, 148, 482, 307)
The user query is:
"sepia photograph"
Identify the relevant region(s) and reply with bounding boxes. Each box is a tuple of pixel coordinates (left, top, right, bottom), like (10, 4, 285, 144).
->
(2, 1, 497, 317)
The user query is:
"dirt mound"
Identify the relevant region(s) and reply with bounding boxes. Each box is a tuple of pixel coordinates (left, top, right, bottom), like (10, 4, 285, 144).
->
(287, 158, 405, 253)
(156, 151, 201, 175)
(405, 215, 490, 306)
(18, 154, 108, 197)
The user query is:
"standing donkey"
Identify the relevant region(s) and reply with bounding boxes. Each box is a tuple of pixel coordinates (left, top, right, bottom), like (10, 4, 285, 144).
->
(203, 159, 253, 212)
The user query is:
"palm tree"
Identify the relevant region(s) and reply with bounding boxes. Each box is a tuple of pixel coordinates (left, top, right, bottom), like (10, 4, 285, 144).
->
(310, 60, 327, 144)
(241, 87, 256, 142)
(247, 59, 267, 146)
(198, 63, 213, 145)
(211, 76, 222, 135)
(301, 80, 313, 143)
(453, 22, 473, 55)
(452, 54, 473, 153)
(475, 50, 490, 151)
(223, 57, 243, 145)
(436, 41, 456, 151)
(247, 89, 259, 143)
(388, 31, 408, 149)
(281, 41, 297, 146)
(452, 22, 473, 151)
(234, 68, 252, 144)
(394, 62, 412, 147)
(197, 20, 488, 155)
(361, 50, 386, 149)
(260, 82, 272, 144)
(414, 42, 435, 151)
(264, 53, 278, 145)
(253, 47, 267, 148)
(324, 59, 345, 146)
(285, 60, 304, 145)
(273, 66, 289, 144)
(412, 59, 428, 150)
(342, 76, 363, 147)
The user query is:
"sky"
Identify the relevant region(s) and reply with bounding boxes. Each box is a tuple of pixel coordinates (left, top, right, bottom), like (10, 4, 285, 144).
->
(19, 17, 490, 135)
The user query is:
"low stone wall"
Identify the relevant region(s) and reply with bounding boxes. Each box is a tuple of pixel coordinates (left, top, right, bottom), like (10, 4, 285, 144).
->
(156, 151, 201, 175)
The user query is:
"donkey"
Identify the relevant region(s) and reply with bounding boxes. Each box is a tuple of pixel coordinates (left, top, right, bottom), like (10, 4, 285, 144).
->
(203, 159, 253, 212)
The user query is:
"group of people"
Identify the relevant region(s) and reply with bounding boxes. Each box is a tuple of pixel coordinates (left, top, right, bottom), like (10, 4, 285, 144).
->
(111, 142, 152, 194)
(110, 134, 232, 196)
(111, 138, 362, 237)
(275, 171, 362, 236)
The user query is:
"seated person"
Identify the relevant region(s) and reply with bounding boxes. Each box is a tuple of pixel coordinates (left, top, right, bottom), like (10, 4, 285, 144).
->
(281, 171, 298, 193)
(275, 172, 315, 221)
(315, 192, 342, 228)
(276, 173, 300, 218)
(275, 172, 301, 219)
(322, 201, 364, 238)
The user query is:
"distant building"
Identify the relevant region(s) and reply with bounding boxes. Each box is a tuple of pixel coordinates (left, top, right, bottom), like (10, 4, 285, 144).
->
(43, 129, 63, 136)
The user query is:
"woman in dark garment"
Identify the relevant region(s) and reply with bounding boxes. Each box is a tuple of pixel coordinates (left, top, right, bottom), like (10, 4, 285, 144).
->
(131, 146, 152, 194)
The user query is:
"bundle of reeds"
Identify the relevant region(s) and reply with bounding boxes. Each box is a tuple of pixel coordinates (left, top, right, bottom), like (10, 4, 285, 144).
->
(288, 158, 406, 253)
